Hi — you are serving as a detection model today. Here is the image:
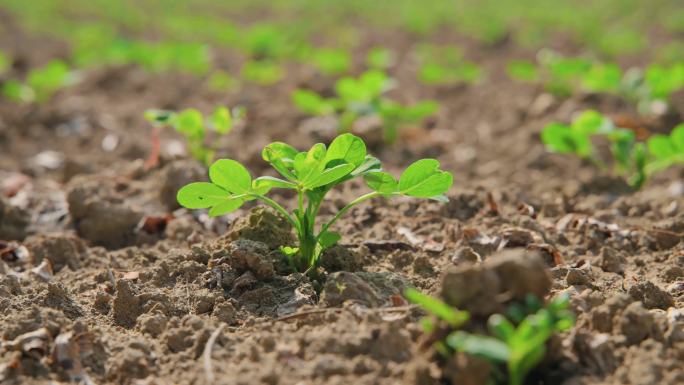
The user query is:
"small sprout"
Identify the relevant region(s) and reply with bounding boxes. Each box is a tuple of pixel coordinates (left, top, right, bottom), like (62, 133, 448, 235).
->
(2, 60, 74, 103)
(505, 60, 538, 82)
(177, 133, 453, 273)
(541, 110, 684, 189)
(241, 59, 284, 85)
(144, 107, 237, 166)
(415, 44, 483, 85)
(366, 47, 395, 70)
(407, 288, 574, 385)
(292, 70, 438, 143)
(447, 295, 575, 385)
(207, 70, 238, 92)
(311, 48, 351, 75)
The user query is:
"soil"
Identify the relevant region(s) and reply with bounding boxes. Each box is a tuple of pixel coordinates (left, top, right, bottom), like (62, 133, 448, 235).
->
(1, 16, 684, 385)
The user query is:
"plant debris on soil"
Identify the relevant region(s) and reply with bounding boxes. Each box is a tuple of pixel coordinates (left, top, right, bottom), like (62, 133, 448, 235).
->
(1, 1, 684, 384)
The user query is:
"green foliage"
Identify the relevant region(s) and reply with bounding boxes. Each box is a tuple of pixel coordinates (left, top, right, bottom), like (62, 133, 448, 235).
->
(366, 47, 394, 70)
(241, 60, 284, 85)
(541, 110, 684, 189)
(1, 60, 73, 103)
(145, 107, 236, 166)
(506, 60, 538, 82)
(177, 133, 453, 272)
(646, 124, 684, 173)
(407, 288, 574, 385)
(447, 295, 575, 385)
(292, 70, 438, 143)
(416, 44, 483, 85)
(207, 70, 238, 92)
(311, 48, 351, 75)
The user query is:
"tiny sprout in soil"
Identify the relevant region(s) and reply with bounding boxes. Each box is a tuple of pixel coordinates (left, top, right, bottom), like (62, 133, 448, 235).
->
(292, 70, 438, 143)
(145, 106, 240, 166)
(406, 289, 575, 385)
(177, 133, 453, 273)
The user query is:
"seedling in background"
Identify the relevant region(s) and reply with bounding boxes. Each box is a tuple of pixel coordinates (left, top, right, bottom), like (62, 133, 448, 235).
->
(448, 295, 574, 385)
(366, 47, 395, 70)
(416, 44, 482, 85)
(541, 110, 684, 189)
(311, 48, 351, 75)
(2, 60, 74, 103)
(406, 289, 574, 385)
(241, 59, 284, 85)
(144, 107, 237, 166)
(177, 133, 452, 273)
(292, 70, 438, 143)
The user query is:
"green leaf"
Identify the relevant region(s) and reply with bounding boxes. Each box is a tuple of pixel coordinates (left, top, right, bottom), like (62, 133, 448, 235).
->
(209, 159, 252, 194)
(144, 109, 174, 124)
(177, 182, 230, 209)
(506, 60, 538, 82)
(304, 163, 355, 189)
(172, 108, 204, 138)
(294, 143, 327, 182)
(398, 159, 453, 198)
(318, 231, 341, 249)
(262, 142, 299, 181)
(351, 156, 382, 176)
(572, 110, 606, 135)
(253, 176, 297, 190)
(211, 106, 232, 134)
(488, 314, 515, 342)
(671, 124, 684, 152)
(280, 246, 299, 256)
(364, 171, 398, 193)
(325, 133, 367, 167)
(647, 135, 676, 160)
(446, 331, 510, 362)
(404, 288, 469, 327)
(292, 89, 335, 115)
(208, 197, 245, 216)
(541, 123, 592, 157)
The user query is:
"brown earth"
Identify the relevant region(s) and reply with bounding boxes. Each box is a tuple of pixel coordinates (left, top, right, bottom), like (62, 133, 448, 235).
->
(1, 22, 683, 385)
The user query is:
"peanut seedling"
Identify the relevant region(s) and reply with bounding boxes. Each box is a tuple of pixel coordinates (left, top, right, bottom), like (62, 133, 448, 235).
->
(177, 133, 452, 273)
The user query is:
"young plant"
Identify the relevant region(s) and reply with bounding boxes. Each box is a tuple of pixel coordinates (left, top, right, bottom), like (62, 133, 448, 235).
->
(406, 289, 574, 385)
(241, 59, 284, 85)
(311, 48, 351, 76)
(177, 133, 453, 273)
(447, 295, 575, 385)
(2, 60, 74, 103)
(144, 107, 235, 166)
(292, 70, 438, 143)
(646, 124, 684, 174)
(415, 44, 482, 85)
(541, 110, 653, 189)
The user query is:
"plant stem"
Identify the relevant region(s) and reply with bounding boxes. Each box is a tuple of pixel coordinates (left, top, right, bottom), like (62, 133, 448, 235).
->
(318, 191, 383, 237)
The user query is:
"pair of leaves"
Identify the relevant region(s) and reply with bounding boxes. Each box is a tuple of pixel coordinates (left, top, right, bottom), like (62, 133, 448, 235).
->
(146, 107, 233, 137)
(364, 159, 452, 200)
(261, 133, 373, 191)
(541, 110, 611, 158)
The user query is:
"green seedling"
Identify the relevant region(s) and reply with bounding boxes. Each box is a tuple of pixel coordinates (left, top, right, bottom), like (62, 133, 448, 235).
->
(241, 59, 284, 85)
(207, 70, 238, 92)
(506, 60, 538, 82)
(406, 288, 574, 385)
(145, 107, 235, 166)
(292, 70, 438, 143)
(646, 124, 684, 174)
(416, 44, 482, 85)
(311, 48, 351, 75)
(540, 110, 684, 189)
(366, 47, 394, 70)
(177, 133, 453, 273)
(2, 60, 73, 103)
(447, 295, 575, 385)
